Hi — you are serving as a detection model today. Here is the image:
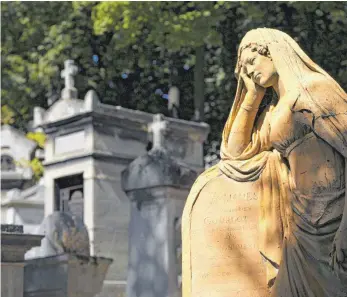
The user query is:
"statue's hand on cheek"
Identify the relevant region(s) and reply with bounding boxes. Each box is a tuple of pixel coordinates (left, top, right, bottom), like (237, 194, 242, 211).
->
(239, 65, 266, 103)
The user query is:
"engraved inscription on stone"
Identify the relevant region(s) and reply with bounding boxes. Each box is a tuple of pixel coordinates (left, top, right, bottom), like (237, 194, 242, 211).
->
(190, 176, 267, 297)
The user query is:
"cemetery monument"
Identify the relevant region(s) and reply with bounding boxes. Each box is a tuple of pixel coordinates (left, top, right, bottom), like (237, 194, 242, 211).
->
(182, 28, 347, 297)
(1, 125, 45, 234)
(28, 58, 209, 297)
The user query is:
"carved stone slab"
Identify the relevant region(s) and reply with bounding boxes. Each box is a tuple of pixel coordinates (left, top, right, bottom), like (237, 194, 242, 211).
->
(190, 175, 268, 297)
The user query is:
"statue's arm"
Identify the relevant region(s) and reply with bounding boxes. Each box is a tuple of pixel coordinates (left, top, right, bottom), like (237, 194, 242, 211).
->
(227, 91, 264, 157)
(227, 65, 266, 157)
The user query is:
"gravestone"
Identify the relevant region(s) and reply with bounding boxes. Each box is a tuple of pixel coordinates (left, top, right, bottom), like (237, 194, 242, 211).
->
(122, 115, 201, 297)
(189, 177, 268, 297)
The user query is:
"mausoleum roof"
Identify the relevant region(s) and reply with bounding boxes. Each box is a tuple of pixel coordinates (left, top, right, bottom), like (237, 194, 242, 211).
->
(1, 125, 37, 158)
(44, 98, 85, 124)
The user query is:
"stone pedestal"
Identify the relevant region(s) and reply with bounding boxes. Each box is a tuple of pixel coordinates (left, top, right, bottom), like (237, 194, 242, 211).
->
(1, 224, 43, 297)
(123, 147, 198, 297)
(24, 254, 112, 297)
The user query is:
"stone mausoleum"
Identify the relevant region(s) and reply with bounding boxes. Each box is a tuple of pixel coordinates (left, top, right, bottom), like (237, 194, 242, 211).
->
(1, 60, 209, 297)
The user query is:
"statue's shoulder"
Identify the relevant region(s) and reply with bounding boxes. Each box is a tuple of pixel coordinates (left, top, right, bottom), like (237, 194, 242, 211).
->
(292, 73, 337, 111)
(303, 73, 333, 93)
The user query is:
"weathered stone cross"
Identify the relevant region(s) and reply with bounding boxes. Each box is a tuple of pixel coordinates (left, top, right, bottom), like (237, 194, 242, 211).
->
(61, 60, 78, 99)
(61, 60, 78, 89)
(149, 114, 167, 149)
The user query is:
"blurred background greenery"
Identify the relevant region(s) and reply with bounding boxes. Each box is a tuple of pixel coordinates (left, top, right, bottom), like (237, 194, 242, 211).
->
(2, 1, 347, 166)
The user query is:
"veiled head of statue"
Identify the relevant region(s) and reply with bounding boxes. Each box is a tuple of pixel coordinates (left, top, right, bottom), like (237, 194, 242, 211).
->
(234, 28, 340, 95)
(235, 29, 295, 88)
(239, 44, 278, 88)
(222, 28, 346, 161)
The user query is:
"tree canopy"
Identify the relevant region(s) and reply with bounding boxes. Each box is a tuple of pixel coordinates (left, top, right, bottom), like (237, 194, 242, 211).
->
(2, 1, 347, 166)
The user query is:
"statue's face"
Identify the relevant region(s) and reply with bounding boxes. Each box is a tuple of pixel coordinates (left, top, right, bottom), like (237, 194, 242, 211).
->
(240, 47, 278, 88)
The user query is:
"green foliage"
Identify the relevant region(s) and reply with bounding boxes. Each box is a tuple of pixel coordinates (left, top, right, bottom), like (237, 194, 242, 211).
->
(16, 157, 44, 182)
(2, 2, 72, 130)
(29, 158, 45, 181)
(26, 131, 46, 148)
(91, 2, 225, 50)
(24, 131, 46, 181)
(1, 105, 15, 125)
(14, 132, 46, 181)
(2, 1, 347, 167)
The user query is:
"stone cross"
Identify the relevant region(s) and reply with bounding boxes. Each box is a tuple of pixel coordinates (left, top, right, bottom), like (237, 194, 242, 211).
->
(61, 60, 78, 99)
(149, 114, 167, 149)
(61, 60, 78, 89)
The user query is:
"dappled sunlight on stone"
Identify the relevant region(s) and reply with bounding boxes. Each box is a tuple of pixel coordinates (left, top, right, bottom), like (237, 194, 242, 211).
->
(183, 27, 347, 297)
(190, 176, 267, 297)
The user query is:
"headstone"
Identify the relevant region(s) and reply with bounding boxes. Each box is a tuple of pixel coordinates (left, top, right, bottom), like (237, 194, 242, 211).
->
(122, 115, 199, 297)
(189, 178, 268, 297)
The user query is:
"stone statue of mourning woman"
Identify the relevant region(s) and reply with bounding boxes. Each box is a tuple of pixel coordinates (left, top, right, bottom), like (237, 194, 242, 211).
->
(182, 28, 347, 297)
